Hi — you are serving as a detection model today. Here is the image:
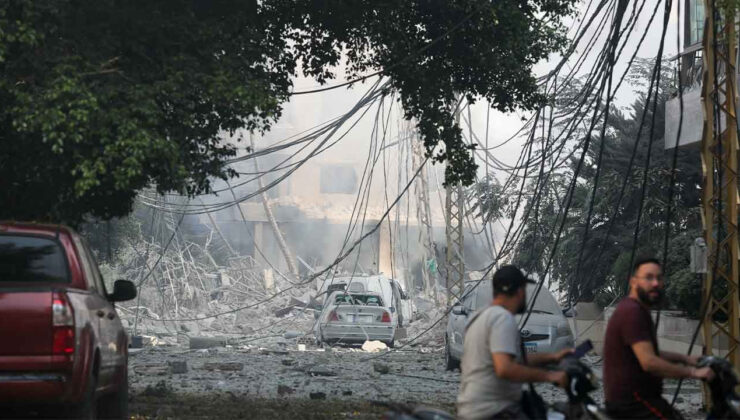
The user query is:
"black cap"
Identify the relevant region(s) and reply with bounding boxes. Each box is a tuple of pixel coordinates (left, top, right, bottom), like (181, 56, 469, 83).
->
(493, 265, 536, 294)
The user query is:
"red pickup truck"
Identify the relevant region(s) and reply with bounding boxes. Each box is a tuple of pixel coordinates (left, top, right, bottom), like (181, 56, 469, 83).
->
(0, 222, 136, 419)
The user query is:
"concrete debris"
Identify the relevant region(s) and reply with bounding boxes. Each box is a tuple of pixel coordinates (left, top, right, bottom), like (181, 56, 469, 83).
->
(189, 336, 228, 350)
(373, 362, 390, 374)
(308, 367, 337, 377)
(133, 363, 169, 376)
(309, 392, 327, 400)
(130, 335, 144, 349)
(274, 306, 295, 318)
(203, 362, 244, 371)
(361, 340, 388, 352)
(281, 359, 296, 366)
(143, 380, 172, 397)
(260, 348, 290, 356)
(277, 384, 295, 396)
(394, 327, 408, 340)
(297, 336, 315, 346)
(282, 331, 302, 339)
(169, 360, 188, 374)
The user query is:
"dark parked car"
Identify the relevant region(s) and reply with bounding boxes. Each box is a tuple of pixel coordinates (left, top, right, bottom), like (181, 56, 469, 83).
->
(0, 222, 137, 418)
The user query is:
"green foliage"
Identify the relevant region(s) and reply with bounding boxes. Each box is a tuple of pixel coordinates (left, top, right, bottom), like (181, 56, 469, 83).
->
(0, 0, 576, 225)
(507, 59, 704, 315)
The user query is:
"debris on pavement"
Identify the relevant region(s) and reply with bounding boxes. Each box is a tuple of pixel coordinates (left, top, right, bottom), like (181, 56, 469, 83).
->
(361, 340, 388, 352)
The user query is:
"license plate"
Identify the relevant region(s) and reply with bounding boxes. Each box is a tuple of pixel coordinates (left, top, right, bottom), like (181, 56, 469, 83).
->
(359, 315, 374, 324)
(524, 342, 538, 353)
(345, 314, 355, 322)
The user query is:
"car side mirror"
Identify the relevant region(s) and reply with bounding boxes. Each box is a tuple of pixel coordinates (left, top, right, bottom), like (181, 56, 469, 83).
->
(562, 307, 576, 318)
(108, 280, 137, 302)
(452, 305, 468, 316)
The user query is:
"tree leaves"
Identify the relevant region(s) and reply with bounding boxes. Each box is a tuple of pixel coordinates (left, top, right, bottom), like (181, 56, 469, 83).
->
(0, 0, 576, 224)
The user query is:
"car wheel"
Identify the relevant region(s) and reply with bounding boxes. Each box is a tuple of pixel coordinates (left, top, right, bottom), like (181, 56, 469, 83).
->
(98, 364, 128, 419)
(385, 339, 395, 349)
(445, 336, 460, 371)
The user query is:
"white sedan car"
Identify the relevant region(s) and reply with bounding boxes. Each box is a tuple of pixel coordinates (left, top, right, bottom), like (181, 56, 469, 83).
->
(314, 291, 396, 347)
(445, 281, 574, 370)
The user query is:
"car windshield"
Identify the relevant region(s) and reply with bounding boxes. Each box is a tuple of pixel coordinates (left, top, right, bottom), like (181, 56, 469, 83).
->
(0, 235, 68, 283)
(469, 281, 563, 314)
(334, 293, 384, 306)
(524, 284, 561, 315)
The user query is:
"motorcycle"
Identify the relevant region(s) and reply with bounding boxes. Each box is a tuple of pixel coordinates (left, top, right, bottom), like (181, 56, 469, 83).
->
(699, 355, 740, 419)
(381, 355, 740, 420)
(547, 356, 607, 420)
(379, 356, 605, 420)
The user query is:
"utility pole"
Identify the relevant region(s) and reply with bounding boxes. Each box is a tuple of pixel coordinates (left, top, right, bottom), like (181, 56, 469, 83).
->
(412, 132, 437, 303)
(445, 102, 465, 303)
(699, 0, 740, 402)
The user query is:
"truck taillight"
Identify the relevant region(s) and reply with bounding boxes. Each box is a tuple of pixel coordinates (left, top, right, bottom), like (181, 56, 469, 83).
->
(53, 327, 75, 354)
(328, 310, 340, 322)
(381, 311, 391, 323)
(52, 292, 74, 355)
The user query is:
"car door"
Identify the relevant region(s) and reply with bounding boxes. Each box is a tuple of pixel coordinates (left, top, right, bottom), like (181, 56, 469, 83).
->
(73, 236, 121, 384)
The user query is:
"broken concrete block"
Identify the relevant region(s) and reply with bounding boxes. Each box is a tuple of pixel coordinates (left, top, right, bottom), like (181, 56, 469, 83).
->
(143, 380, 172, 397)
(169, 360, 188, 374)
(308, 367, 337, 377)
(289, 297, 308, 307)
(373, 362, 390, 374)
(309, 392, 326, 400)
(274, 306, 295, 318)
(342, 390, 353, 396)
(277, 384, 295, 396)
(259, 348, 289, 356)
(189, 336, 227, 350)
(281, 359, 296, 366)
(203, 362, 244, 372)
(283, 331, 302, 339)
(133, 364, 169, 376)
(129, 335, 144, 349)
(361, 340, 388, 352)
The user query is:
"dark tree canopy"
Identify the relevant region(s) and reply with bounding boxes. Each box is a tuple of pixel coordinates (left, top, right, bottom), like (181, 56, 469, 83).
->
(0, 0, 575, 224)
(508, 60, 703, 315)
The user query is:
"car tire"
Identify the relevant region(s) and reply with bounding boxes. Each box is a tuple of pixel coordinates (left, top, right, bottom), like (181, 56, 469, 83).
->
(385, 339, 395, 349)
(445, 336, 460, 371)
(68, 362, 98, 420)
(98, 365, 128, 419)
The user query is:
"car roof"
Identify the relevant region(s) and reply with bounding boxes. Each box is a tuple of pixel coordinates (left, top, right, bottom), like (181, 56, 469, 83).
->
(0, 222, 75, 237)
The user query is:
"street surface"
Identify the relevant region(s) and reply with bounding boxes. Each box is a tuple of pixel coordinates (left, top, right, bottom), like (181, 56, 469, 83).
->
(128, 345, 706, 419)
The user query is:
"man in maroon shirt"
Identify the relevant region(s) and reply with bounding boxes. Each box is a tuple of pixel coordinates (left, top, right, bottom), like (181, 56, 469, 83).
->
(603, 257, 714, 419)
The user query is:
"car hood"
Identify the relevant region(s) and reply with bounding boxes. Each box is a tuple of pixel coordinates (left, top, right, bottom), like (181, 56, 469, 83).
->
(515, 312, 567, 328)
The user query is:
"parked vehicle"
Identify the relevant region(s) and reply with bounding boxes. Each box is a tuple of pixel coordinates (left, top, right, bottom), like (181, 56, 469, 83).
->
(445, 280, 574, 370)
(0, 222, 137, 419)
(316, 274, 414, 327)
(313, 290, 396, 347)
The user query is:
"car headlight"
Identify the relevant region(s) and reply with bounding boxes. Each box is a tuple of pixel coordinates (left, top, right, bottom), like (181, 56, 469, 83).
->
(556, 323, 572, 337)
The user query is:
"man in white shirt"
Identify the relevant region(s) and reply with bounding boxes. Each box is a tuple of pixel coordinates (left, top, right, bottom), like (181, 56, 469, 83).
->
(457, 265, 572, 419)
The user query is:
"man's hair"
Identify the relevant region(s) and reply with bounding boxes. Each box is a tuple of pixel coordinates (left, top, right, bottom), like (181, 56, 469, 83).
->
(632, 256, 661, 276)
(491, 265, 527, 297)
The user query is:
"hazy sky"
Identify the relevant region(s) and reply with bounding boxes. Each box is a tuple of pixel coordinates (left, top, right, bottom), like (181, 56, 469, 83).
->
(269, 0, 682, 179)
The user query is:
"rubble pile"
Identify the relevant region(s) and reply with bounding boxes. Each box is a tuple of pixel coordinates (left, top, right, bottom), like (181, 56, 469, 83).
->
(102, 235, 321, 346)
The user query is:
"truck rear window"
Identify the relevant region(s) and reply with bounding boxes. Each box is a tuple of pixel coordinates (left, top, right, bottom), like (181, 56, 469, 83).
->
(0, 235, 68, 282)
